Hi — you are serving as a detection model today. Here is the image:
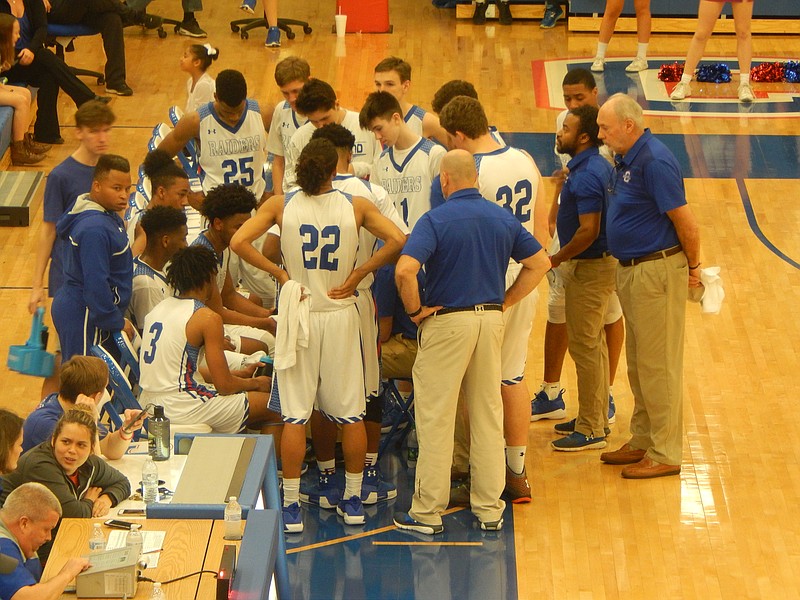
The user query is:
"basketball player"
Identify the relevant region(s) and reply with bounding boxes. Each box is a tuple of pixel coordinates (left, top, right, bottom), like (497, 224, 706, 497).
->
(267, 57, 311, 194)
(283, 79, 380, 193)
(360, 91, 446, 229)
(297, 124, 407, 508)
(157, 69, 270, 203)
(531, 68, 624, 426)
(373, 57, 448, 146)
(138, 246, 278, 434)
(438, 96, 548, 503)
(230, 138, 406, 533)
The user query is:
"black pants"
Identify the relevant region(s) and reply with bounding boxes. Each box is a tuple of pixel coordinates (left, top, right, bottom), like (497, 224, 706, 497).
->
(48, 0, 127, 87)
(2, 48, 96, 140)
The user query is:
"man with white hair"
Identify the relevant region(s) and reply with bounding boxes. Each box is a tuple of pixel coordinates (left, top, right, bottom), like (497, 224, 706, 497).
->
(596, 93, 702, 479)
(0, 483, 90, 599)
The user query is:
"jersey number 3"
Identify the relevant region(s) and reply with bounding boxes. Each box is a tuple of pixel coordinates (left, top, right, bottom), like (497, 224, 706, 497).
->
(142, 322, 163, 365)
(300, 225, 340, 271)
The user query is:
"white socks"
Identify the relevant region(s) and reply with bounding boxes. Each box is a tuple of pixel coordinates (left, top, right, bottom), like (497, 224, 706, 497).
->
(283, 478, 300, 506)
(680, 73, 693, 85)
(506, 446, 526, 475)
(344, 471, 363, 500)
(317, 459, 335, 474)
(595, 42, 608, 59)
(542, 382, 561, 401)
(741, 73, 751, 86)
(636, 42, 649, 59)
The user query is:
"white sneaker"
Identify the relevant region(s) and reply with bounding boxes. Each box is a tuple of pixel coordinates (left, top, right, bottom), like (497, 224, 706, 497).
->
(738, 83, 755, 103)
(625, 57, 648, 72)
(670, 82, 692, 101)
(590, 57, 605, 73)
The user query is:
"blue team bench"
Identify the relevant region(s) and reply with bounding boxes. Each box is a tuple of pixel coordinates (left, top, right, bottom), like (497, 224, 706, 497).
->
(0, 85, 37, 170)
(568, 0, 800, 34)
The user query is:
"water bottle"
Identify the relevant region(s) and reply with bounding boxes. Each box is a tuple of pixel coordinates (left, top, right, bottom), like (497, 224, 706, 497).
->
(148, 405, 170, 461)
(88, 523, 106, 553)
(407, 424, 419, 466)
(150, 581, 165, 599)
(126, 524, 143, 559)
(224, 496, 242, 540)
(142, 456, 159, 504)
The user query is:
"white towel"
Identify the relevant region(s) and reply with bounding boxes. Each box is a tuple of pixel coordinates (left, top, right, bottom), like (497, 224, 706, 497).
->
(699, 266, 725, 314)
(274, 280, 310, 370)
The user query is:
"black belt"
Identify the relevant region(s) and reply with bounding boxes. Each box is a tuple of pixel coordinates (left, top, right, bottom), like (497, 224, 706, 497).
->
(435, 304, 503, 316)
(618, 245, 682, 267)
(576, 251, 613, 260)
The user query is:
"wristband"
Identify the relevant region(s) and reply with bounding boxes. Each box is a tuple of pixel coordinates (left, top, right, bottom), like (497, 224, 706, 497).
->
(688, 263, 701, 270)
(119, 428, 133, 440)
(407, 307, 422, 318)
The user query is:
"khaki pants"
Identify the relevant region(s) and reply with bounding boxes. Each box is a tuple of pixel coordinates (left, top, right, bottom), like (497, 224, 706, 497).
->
(563, 256, 617, 437)
(381, 333, 417, 380)
(410, 309, 506, 525)
(616, 251, 688, 466)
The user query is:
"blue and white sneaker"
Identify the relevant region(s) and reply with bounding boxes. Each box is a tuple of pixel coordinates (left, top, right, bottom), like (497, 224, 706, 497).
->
(337, 495, 366, 525)
(239, 0, 256, 13)
(393, 512, 443, 535)
(531, 389, 567, 421)
(361, 465, 397, 504)
(554, 418, 611, 437)
(608, 394, 616, 424)
(265, 26, 281, 47)
(539, 3, 564, 29)
(551, 431, 607, 452)
(282, 502, 303, 533)
(299, 472, 342, 509)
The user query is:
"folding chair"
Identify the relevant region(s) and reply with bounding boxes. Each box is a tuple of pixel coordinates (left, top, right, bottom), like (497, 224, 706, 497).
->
(378, 378, 415, 459)
(90, 343, 144, 439)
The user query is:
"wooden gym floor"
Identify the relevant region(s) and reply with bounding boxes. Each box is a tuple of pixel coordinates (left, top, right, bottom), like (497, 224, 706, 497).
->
(0, 1, 798, 598)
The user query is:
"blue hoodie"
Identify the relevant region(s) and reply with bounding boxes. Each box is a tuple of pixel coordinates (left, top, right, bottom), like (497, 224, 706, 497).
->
(55, 194, 132, 332)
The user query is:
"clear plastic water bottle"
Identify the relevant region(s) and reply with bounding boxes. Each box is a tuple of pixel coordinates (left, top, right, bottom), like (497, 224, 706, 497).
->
(126, 524, 143, 559)
(89, 523, 106, 553)
(224, 496, 242, 540)
(148, 405, 171, 461)
(150, 581, 165, 599)
(407, 424, 419, 466)
(142, 456, 159, 504)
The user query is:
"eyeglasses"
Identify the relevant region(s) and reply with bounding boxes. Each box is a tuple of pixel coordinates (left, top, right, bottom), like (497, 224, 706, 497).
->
(607, 162, 623, 195)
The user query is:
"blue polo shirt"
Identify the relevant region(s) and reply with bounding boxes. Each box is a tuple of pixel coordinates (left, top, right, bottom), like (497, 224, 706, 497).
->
(0, 521, 42, 599)
(557, 147, 611, 259)
(374, 263, 424, 340)
(605, 129, 686, 261)
(22, 394, 109, 454)
(402, 188, 541, 307)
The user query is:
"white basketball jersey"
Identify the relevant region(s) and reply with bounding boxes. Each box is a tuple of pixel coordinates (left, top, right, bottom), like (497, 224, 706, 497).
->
(404, 105, 426, 137)
(281, 188, 360, 312)
(127, 257, 173, 331)
(266, 101, 307, 157)
(370, 137, 445, 230)
(197, 99, 267, 198)
(332, 174, 408, 290)
(191, 232, 230, 294)
(474, 146, 540, 236)
(140, 296, 217, 401)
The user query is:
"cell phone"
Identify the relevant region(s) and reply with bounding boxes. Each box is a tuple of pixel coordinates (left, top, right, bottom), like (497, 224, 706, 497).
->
(104, 519, 135, 530)
(119, 508, 146, 516)
(124, 404, 152, 429)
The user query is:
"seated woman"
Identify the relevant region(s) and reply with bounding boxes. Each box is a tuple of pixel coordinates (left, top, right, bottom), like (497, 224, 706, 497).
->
(0, 13, 48, 164)
(22, 355, 145, 460)
(0, 407, 131, 564)
(0, 0, 106, 145)
(0, 409, 24, 483)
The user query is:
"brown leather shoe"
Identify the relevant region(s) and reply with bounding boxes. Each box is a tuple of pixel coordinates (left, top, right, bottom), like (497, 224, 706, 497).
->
(503, 465, 531, 504)
(11, 141, 46, 166)
(621, 457, 681, 479)
(600, 443, 646, 465)
(24, 132, 51, 154)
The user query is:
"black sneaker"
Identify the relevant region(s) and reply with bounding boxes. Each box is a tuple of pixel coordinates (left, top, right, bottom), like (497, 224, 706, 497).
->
(498, 1, 513, 25)
(472, 1, 488, 25)
(178, 18, 207, 38)
(106, 84, 133, 97)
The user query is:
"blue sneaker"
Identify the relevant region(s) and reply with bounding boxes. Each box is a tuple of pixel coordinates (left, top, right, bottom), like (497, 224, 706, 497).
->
(265, 26, 281, 47)
(530, 389, 566, 421)
(239, 0, 256, 13)
(393, 511, 443, 535)
(282, 502, 303, 533)
(299, 472, 342, 509)
(380, 397, 408, 433)
(539, 3, 564, 29)
(554, 418, 611, 437)
(608, 394, 616, 424)
(551, 431, 607, 452)
(337, 495, 365, 525)
(361, 465, 397, 504)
